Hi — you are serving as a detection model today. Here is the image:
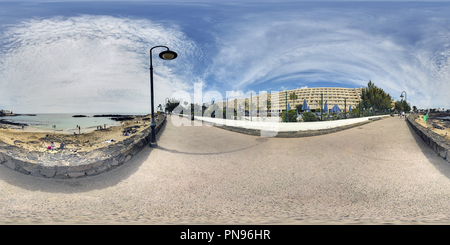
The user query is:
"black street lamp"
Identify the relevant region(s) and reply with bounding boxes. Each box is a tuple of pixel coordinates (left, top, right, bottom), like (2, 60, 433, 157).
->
(400, 91, 407, 120)
(149, 46, 177, 147)
(400, 91, 407, 109)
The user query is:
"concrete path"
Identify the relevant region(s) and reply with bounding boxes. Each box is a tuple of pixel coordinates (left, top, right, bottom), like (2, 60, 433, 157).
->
(1, 116, 450, 224)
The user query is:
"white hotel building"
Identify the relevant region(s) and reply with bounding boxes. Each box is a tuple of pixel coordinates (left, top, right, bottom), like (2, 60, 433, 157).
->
(216, 87, 365, 113)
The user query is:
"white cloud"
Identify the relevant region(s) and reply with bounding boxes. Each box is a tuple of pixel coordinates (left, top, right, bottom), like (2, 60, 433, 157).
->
(0, 15, 198, 113)
(204, 5, 450, 109)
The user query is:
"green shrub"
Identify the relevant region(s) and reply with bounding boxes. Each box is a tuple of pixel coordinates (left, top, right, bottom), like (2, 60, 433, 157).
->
(303, 112, 318, 122)
(281, 110, 297, 122)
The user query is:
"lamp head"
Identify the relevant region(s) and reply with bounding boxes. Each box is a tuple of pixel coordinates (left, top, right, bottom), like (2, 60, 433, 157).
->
(159, 50, 178, 60)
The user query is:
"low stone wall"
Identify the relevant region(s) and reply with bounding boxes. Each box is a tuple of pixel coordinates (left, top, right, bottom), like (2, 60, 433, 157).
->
(0, 114, 166, 179)
(190, 114, 389, 138)
(407, 114, 450, 163)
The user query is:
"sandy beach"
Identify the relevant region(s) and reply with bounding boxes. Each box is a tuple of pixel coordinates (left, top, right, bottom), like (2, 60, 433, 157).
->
(414, 114, 450, 139)
(0, 115, 154, 153)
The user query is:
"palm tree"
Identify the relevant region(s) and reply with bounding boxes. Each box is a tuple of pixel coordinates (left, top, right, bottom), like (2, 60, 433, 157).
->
(289, 92, 298, 110)
(289, 92, 298, 114)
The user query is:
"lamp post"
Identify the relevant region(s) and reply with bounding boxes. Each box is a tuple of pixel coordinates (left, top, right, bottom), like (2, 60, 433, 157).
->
(400, 91, 407, 121)
(285, 91, 287, 123)
(400, 91, 407, 110)
(149, 46, 177, 147)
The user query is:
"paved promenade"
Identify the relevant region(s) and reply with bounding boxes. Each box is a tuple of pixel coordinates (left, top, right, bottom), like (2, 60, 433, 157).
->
(1, 116, 450, 224)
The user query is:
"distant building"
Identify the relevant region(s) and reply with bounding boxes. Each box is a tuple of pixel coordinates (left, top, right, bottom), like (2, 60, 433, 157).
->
(0, 109, 11, 114)
(214, 87, 395, 114)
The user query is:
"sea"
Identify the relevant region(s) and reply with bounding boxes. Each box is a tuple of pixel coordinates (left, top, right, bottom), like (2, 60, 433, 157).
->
(0, 113, 147, 131)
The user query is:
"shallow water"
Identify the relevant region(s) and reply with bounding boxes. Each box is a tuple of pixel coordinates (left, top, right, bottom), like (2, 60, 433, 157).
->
(1, 113, 145, 130)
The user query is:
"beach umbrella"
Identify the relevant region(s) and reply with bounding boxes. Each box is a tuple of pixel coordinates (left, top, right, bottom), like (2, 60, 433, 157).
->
(349, 105, 352, 111)
(302, 99, 308, 111)
(287, 103, 290, 111)
(331, 104, 341, 113)
(324, 101, 328, 113)
(307, 106, 310, 112)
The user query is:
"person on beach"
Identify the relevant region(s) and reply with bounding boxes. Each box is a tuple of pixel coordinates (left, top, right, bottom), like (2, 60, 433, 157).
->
(41, 139, 45, 147)
(51, 141, 57, 150)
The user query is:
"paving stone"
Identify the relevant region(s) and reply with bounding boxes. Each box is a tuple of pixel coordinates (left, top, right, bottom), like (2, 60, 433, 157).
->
(92, 160, 103, 168)
(86, 168, 99, 176)
(124, 155, 132, 163)
(30, 172, 44, 178)
(96, 165, 109, 173)
(4, 160, 15, 170)
(17, 167, 30, 175)
(111, 158, 119, 166)
(40, 168, 56, 178)
(68, 164, 92, 172)
(67, 171, 86, 178)
(54, 171, 69, 179)
(22, 164, 40, 173)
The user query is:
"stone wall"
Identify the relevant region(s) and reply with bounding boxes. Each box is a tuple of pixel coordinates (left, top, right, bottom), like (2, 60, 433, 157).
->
(407, 114, 450, 163)
(0, 114, 166, 179)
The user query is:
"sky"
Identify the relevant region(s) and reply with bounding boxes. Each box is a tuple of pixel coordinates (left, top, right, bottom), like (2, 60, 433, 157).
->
(0, 1, 449, 114)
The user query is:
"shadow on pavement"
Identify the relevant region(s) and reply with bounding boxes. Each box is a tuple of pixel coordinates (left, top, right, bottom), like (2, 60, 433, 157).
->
(406, 121, 450, 180)
(0, 120, 168, 194)
(156, 137, 268, 156)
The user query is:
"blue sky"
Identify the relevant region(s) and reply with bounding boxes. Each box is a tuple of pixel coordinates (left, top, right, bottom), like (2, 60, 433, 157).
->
(0, 1, 449, 113)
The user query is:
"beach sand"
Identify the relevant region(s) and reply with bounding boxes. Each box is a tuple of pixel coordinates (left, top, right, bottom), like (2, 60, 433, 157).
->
(414, 114, 450, 140)
(0, 115, 155, 153)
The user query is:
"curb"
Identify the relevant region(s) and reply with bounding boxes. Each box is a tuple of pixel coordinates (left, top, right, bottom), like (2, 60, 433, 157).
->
(194, 115, 388, 138)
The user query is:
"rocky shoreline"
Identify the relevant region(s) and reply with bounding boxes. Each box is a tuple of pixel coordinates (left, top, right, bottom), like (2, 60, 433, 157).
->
(0, 119, 28, 127)
(96, 115, 139, 121)
(0, 114, 166, 179)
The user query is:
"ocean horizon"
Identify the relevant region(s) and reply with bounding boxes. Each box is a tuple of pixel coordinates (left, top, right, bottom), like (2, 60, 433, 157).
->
(0, 113, 148, 131)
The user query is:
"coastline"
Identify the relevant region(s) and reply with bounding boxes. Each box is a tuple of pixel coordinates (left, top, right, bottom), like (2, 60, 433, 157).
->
(0, 114, 154, 153)
(4, 121, 123, 135)
(414, 113, 450, 139)
(0, 113, 166, 179)
(0, 113, 145, 134)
